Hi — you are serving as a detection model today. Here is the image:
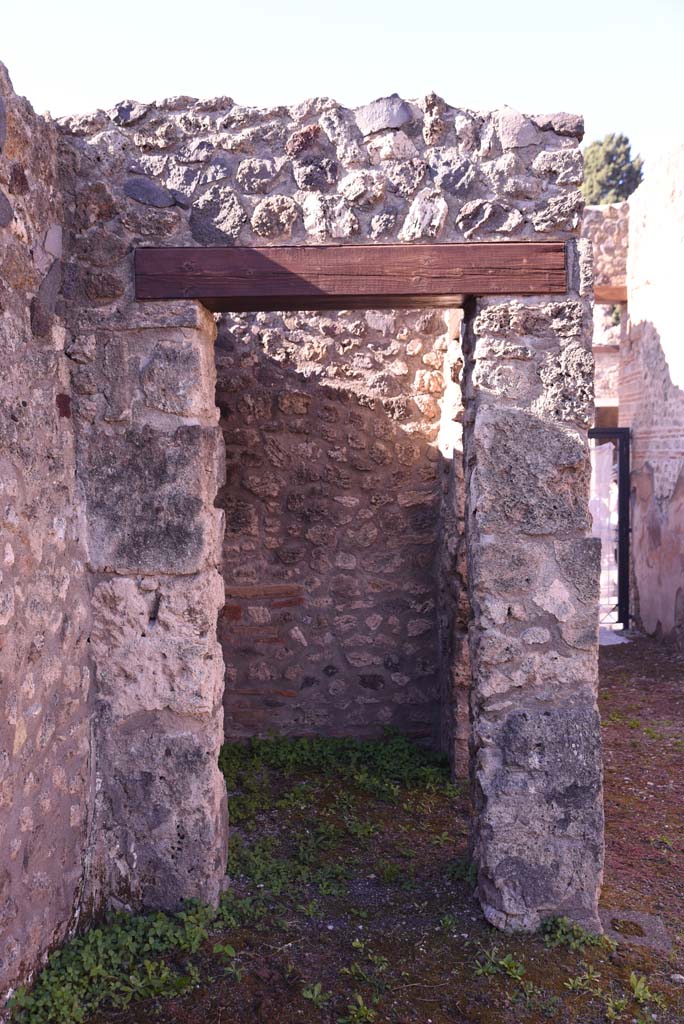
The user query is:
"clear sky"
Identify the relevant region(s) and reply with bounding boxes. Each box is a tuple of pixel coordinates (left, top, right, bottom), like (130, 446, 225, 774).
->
(3, 0, 682, 171)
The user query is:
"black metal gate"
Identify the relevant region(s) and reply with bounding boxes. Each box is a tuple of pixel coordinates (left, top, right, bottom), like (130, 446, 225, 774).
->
(588, 427, 631, 628)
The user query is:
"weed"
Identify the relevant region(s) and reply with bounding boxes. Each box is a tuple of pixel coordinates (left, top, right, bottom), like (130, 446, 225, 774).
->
(345, 817, 379, 842)
(297, 900, 321, 919)
(212, 941, 237, 959)
(629, 971, 665, 1008)
(497, 952, 525, 982)
(541, 916, 616, 952)
(430, 830, 452, 846)
(213, 945, 245, 983)
(6, 903, 216, 1023)
(564, 963, 601, 995)
(228, 836, 312, 895)
(302, 981, 332, 1008)
(448, 857, 477, 886)
(605, 994, 629, 1021)
(338, 992, 377, 1023)
(473, 949, 501, 977)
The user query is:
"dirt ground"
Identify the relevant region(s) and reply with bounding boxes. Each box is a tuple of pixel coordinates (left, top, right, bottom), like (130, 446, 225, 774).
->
(15, 636, 684, 1024)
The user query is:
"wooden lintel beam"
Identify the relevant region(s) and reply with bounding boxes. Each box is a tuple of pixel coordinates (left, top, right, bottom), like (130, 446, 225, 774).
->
(594, 284, 628, 304)
(134, 242, 567, 312)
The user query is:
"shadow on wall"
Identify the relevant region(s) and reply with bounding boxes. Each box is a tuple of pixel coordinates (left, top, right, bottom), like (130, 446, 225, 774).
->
(621, 318, 684, 646)
(213, 306, 462, 748)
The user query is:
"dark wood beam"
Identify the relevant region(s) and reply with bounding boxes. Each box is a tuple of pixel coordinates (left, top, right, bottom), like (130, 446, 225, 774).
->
(594, 284, 628, 304)
(134, 242, 568, 312)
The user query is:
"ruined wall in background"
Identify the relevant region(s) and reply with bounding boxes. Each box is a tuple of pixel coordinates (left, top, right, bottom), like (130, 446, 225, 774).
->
(0, 67, 92, 1000)
(581, 203, 628, 411)
(582, 202, 628, 291)
(620, 149, 684, 643)
(216, 307, 449, 745)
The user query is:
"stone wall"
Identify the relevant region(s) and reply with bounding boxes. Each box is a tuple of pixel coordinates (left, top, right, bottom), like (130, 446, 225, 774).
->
(581, 203, 629, 411)
(216, 307, 450, 745)
(620, 148, 684, 643)
(55, 88, 600, 933)
(582, 202, 628, 291)
(0, 67, 92, 1000)
(0, 64, 603, 996)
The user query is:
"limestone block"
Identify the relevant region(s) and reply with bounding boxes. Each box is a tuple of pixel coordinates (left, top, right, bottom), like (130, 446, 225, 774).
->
(250, 195, 299, 239)
(190, 184, 247, 244)
(531, 112, 584, 139)
(90, 573, 225, 718)
(236, 158, 280, 194)
(473, 698, 603, 933)
(536, 341, 594, 426)
(140, 332, 218, 418)
(79, 424, 223, 574)
(398, 189, 448, 241)
(456, 199, 523, 239)
(97, 712, 228, 911)
(469, 407, 590, 536)
(293, 157, 337, 191)
(493, 108, 542, 151)
(339, 170, 386, 208)
(301, 194, 358, 239)
(385, 159, 426, 198)
(354, 95, 413, 136)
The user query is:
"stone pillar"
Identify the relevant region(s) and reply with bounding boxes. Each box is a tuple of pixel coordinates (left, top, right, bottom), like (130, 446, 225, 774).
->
(71, 300, 228, 912)
(462, 243, 604, 932)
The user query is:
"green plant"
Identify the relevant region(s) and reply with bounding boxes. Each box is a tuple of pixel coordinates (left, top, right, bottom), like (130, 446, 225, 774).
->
(497, 952, 525, 982)
(345, 817, 379, 841)
(448, 857, 477, 886)
(564, 963, 601, 994)
(582, 133, 643, 204)
(541, 916, 615, 952)
(6, 903, 215, 1023)
(213, 945, 244, 982)
(473, 949, 500, 977)
(605, 995, 629, 1021)
(338, 992, 377, 1023)
(302, 981, 332, 1008)
(629, 971, 664, 1008)
(297, 900, 321, 919)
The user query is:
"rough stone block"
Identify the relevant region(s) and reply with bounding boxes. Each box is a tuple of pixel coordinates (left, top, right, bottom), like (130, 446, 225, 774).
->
(97, 712, 228, 911)
(123, 176, 175, 208)
(470, 407, 590, 536)
(79, 424, 223, 574)
(0, 188, 12, 227)
(473, 697, 604, 932)
(90, 572, 225, 718)
(354, 94, 413, 136)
